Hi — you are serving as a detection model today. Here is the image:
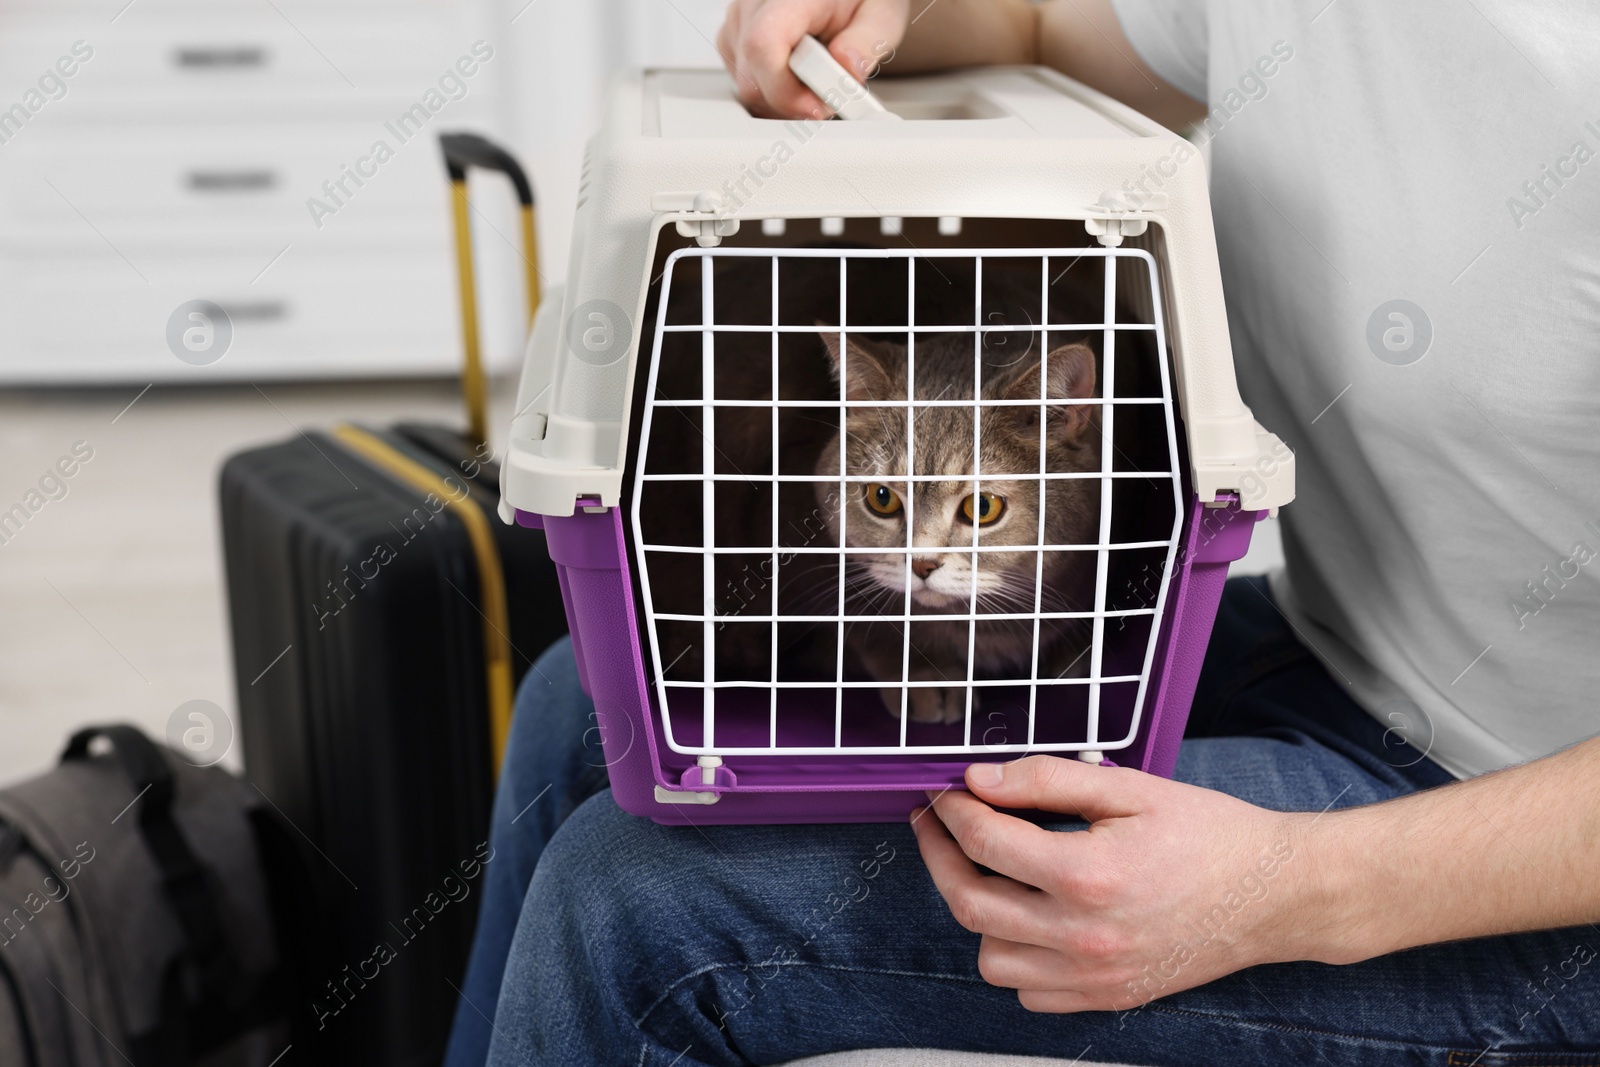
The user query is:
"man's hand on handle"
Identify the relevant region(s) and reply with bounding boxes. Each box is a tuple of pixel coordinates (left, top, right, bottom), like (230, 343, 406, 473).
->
(716, 0, 909, 118)
(715, 0, 1203, 129)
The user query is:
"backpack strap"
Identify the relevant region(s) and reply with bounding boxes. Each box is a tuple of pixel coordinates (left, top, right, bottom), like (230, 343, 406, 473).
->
(60, 728, 244, 1016)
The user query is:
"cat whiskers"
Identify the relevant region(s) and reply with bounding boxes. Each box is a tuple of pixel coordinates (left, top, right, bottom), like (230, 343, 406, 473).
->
(971, 574, 1082, 629)
(782, 560, 880, 615)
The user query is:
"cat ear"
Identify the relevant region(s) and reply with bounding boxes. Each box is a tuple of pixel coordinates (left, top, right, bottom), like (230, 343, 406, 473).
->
(1003, 342, 1098, 443)
(815, 324, 894, 401)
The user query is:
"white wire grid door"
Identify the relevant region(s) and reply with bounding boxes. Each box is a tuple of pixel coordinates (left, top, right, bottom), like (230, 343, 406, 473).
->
(630, 245, 1185, 757)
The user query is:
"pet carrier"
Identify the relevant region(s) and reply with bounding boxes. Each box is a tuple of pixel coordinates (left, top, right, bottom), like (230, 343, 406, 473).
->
(500, 66, 1294, 824)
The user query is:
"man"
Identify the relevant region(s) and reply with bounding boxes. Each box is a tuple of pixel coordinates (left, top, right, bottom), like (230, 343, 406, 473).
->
(446, 2, 1600, 1063)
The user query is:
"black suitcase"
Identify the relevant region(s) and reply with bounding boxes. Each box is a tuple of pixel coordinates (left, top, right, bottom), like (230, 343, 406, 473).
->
(219, 134, 562, 1067)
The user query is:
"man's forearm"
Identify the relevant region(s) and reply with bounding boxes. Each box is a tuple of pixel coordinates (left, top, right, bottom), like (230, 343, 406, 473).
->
(894, 0, 1204, 131)
(1296, 735, 1600, 964)
(892, 0, 1037, 73)
(1036, 0, 1204, 129)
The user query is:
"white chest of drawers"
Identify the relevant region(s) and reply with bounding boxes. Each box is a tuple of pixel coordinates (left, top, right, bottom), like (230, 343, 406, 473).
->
(0, 0, 524, 383)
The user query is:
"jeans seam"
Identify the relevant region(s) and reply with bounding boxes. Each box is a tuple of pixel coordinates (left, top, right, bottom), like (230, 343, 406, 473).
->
(1447, 1054, 1600, 1066)
(1140, 1000, 1584, 1056)
(634, 961, 736, 1027)
(633, 960, 987, 1029)
(640, 962, 1573, 1058)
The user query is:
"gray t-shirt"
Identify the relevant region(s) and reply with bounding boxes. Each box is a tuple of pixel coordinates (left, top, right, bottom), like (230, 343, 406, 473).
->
(1112, 0, 1599, 778)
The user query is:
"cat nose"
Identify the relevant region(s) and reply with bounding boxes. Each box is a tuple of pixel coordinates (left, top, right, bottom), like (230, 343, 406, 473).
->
(911, 557, 941, 580)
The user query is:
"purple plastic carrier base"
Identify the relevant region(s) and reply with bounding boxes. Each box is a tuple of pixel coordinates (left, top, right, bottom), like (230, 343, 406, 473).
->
(518, 497, 1263, 826)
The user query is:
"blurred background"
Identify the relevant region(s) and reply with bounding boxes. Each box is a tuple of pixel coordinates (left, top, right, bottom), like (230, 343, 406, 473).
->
(0, 0, 1280, 786)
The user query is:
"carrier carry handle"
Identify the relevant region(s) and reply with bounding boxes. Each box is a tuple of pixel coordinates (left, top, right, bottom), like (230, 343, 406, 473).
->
(438, 132, 542, 448)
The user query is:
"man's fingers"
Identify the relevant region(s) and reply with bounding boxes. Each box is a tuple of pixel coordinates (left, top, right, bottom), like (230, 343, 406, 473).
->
(719, 0, 910, 117)
(740, 2, 832, 117)
(925, 787, 1090, 889)
(1017, 988, 1100, 1014)
(966, 755, 1155, 822)
(975, 935, 1074, 991)
(718, 1, 770, 108)
(911, 805, 1060, 943)
(824, 0, 909, 82)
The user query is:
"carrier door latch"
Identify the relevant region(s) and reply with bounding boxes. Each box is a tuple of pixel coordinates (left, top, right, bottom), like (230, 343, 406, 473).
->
(653, 191, 742, 247)
(1084, 191, 1167, 247)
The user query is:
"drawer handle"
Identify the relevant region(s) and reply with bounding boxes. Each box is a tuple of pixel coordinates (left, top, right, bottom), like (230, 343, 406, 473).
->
(174, 46, 267, 69)
(225, 301, 287, 322)
(187, 170, 277, 192)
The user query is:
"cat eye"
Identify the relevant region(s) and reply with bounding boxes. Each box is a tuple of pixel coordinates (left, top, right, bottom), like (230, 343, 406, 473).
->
(863, 483, 903, 517)
(960, 492, 1005, 526)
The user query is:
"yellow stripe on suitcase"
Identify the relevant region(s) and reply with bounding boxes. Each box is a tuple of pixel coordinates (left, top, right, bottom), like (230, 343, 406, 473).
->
(332, 423, 515, 777)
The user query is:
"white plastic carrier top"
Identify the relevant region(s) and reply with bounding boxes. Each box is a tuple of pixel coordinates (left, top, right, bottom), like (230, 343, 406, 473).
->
(501, 66, 1294, 520)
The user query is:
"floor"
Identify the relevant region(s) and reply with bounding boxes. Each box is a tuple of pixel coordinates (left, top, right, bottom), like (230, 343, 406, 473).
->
(0, 382, 1282, 788)
(0, 379, 519, 786)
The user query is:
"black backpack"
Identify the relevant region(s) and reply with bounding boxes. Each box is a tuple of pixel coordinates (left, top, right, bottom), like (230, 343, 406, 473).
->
(0, 725, 325, 1066)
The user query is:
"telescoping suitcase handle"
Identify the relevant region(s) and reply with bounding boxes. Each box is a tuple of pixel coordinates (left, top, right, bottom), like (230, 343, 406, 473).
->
(439, 132, 542, 447)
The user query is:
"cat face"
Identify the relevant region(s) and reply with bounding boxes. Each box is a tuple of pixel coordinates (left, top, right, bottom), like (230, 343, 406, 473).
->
(813, 330, 1102, 614)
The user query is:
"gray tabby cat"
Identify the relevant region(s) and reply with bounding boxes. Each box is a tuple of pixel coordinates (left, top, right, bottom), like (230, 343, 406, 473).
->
(814, 329, 1102, 723)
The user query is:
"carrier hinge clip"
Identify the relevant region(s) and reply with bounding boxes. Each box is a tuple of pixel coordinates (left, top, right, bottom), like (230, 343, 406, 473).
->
(654, 785, 721, 805)
(654, 191, 742, 247)
(653, 755, 736, 805)
(1084, 191, 1166, 247)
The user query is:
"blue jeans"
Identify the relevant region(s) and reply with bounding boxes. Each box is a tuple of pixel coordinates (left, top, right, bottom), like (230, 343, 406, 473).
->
(445, 577, 1600, 1065)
